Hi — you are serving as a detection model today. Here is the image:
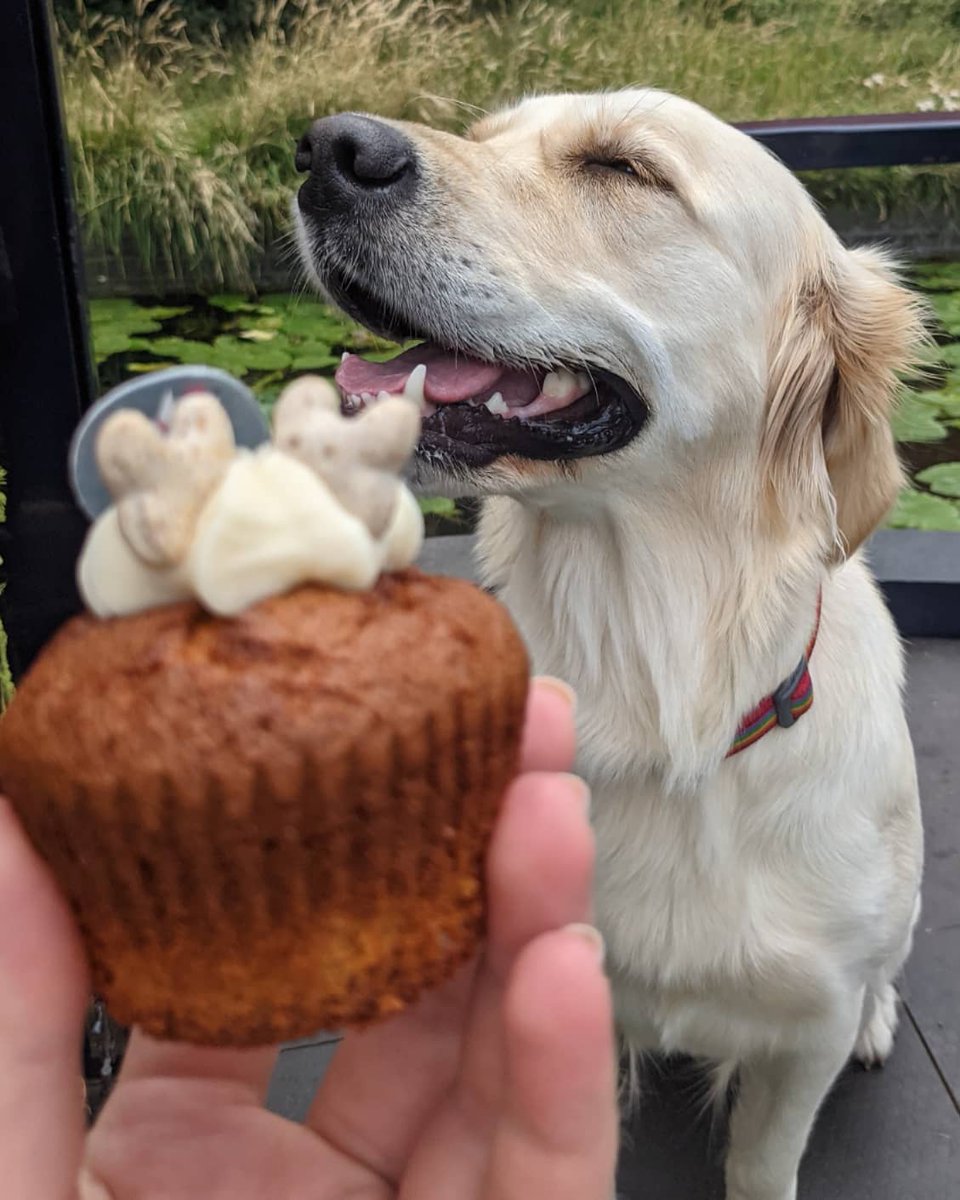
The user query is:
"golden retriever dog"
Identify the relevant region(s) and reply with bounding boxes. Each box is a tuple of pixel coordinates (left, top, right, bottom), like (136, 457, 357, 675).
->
(293, 90, 927, 1200)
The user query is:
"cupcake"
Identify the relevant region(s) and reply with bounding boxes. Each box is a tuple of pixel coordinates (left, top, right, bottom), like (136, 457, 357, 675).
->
(0, 375, 528, 1046)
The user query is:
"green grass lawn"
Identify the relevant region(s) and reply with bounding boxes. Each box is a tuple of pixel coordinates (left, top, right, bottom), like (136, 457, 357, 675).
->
(59, 0, 960, 289)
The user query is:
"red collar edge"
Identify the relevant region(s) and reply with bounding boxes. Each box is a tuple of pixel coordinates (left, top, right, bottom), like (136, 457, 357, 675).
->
(726, 590, 823, 759)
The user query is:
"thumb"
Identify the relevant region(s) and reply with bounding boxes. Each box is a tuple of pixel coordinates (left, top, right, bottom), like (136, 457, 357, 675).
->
(0, 798, 89, 1200)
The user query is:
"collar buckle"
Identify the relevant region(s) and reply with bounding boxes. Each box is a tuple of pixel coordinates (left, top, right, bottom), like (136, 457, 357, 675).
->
(771, 655, 809, 729)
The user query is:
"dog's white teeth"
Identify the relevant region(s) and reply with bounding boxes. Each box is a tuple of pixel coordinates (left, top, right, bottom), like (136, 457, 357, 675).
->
(360, 391, 375, 405)
(541, 368, 581, 401)
(341, 351, 350, 363)
(343, 393, 361, 413)
(375, 390, 393, 404)
(404, 363, 428, 407)
(155, 389, 176, 430)
(484, 392, 508, 416)
(422, 400, 437, 418)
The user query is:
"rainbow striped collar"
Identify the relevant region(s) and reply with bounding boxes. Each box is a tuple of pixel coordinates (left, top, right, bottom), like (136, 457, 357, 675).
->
(726, 592, 822, 758)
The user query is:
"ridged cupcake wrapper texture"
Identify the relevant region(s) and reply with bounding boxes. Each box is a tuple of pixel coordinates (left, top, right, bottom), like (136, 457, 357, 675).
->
(24, 671, 528, 1046)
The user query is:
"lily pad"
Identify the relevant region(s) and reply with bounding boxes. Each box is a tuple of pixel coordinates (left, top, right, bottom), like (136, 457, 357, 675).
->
(910, 387, 960, 419)
(89, 298, 149, 325)
(290, 347, 342, 370)
(930, 293, 960, 336)
(257, 293, 324, 311)
(912, 262, 960, 291)
(915, 461, 960, 498)
(212, 335, 292, 371)
(90, 331, 155, 360)
(147, 337, 245, 372)
(348, 327, 405, 353)
(891, 394, 948, 443)
(418, 496, 462, 518)
(886, 489, 960, 531)
(238, 329, 279, 342)
(88, 299, 192, 363)
(253, 385, 281, 410)
(360, 347, 407, 363)
(89, 299, 190, 325)
(238, 313, 285, 332)
(256, 294, 335, 316)
(145, 334, 294, 374)
(208, 295, 261, 313)
(139, 305, 191, 320)
(281, 311, 358, 342)
(89, 298, 134, 322)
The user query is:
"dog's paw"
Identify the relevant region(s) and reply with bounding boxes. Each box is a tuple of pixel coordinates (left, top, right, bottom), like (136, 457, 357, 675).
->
(854, 983, 899, 1069)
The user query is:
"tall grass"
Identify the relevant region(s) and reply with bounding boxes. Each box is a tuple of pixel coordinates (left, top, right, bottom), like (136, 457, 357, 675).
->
(58, 0, 960, 290)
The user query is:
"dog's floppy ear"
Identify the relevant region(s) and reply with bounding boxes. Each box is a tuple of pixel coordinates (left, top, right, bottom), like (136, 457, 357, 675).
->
(761, 245, 928, 557)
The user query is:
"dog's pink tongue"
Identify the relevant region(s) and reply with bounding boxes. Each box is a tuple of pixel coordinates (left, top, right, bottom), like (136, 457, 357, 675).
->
(335, 343, 538, 405)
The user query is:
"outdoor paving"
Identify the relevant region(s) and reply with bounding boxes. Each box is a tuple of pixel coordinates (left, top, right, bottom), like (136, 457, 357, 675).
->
(265, 544, 960, 1199)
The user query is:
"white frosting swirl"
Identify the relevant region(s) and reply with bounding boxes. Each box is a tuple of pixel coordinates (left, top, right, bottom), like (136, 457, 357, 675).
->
(77, 381, 424, 618)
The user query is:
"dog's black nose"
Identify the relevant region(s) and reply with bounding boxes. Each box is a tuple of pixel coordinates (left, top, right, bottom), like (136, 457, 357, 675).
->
(295, 114, 417, 204)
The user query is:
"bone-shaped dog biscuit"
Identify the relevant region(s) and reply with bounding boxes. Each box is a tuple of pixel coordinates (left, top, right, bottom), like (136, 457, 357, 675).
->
(96, 391, 235, 567)
(82, 378, 424, 618)
(272, 376, 420, 540)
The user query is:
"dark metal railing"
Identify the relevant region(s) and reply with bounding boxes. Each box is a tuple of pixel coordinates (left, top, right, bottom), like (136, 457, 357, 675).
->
(737, 110, 960, 171)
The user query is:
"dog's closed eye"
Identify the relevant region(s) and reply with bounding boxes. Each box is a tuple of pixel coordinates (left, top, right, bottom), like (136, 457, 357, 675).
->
(583, 157, 640, 178)
(572, 144, 674, 192)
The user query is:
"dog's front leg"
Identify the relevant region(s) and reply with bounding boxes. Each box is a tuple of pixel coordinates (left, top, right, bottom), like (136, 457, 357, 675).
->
(724, 990, 863, 1200)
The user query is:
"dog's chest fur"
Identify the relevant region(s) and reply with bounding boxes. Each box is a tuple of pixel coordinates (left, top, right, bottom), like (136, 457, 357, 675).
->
(478, 499, 909, 1062)
(587, 771, 859, 1061)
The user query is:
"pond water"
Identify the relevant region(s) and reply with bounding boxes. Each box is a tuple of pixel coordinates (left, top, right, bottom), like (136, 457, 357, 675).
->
(89, 264, 960, 533)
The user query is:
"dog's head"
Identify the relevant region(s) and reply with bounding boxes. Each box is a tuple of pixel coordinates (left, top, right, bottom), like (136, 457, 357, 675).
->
(294, 90, 926, 557)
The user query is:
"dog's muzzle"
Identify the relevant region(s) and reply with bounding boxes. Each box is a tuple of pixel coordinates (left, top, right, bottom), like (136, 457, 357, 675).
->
(293, 114, 649, 471)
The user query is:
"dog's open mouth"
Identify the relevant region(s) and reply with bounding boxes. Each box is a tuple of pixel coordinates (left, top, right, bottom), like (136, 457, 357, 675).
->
(326, 271, 649, 467)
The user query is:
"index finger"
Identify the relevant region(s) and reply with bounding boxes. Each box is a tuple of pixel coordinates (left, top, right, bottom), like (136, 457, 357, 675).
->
(519, 678, 577, 773)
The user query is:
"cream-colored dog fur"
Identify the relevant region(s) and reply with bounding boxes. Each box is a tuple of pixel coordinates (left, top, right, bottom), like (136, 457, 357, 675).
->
(315, 90, 928, 1200)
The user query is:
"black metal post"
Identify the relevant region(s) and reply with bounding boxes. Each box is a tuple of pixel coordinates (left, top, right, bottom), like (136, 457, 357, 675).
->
(0, 0, 95, 681)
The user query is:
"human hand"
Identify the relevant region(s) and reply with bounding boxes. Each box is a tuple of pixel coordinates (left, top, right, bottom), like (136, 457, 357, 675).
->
(0, 678, 617, 1199)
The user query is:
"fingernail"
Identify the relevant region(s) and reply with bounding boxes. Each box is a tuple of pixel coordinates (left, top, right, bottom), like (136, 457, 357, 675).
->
(564, 922, 605, 966)
(560, 772, 591, 816)
(535, 675, 576, 714)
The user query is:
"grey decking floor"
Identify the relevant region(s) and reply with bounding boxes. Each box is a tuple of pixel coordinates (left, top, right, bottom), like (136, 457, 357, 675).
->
(265, 639, 960, 1199)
